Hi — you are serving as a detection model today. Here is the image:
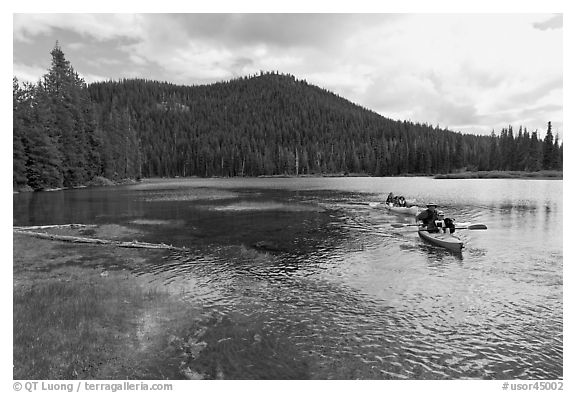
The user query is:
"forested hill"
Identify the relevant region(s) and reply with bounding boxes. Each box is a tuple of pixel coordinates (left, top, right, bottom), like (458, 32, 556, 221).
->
(88, 73, 460, 178)
(87, 73, 562, 179)
(13, 46, 563, 191)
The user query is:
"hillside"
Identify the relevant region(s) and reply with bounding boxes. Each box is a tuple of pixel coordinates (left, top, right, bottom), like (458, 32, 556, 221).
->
(13, 45, 563, 191)
(88, 73, 475, 178)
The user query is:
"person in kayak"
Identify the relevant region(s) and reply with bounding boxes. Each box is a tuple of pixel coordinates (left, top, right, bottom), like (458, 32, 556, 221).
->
(437, 210, 456, 234)
(397, 196, 407, 207)
(386, 193, 409, 207)
(416, 203, 440, 232)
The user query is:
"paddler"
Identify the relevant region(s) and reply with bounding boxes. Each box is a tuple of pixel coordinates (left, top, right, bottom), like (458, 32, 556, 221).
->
(416, 203, 440, 232)
(397, 196, 407, 207)
(386, 192, 395, 205)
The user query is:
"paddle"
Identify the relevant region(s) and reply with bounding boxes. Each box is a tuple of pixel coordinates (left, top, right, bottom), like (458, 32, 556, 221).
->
(455, 224, 487, 230)
(391, 223, 487, 230)
(390, 223, 420, 228)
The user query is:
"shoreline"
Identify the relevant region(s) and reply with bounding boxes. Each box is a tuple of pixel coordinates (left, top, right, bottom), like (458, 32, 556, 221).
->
(433, 170, 562, 180)
(14, 170, 563, 193)
(13, 177, 140, 193)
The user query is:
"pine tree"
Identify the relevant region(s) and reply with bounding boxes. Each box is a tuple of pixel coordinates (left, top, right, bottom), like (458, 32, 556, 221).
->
(542, 121, 556, 170)
(25, 84, 64, 190)
(13, 78, 29, 189)
(517, 127, 531, 171)
(43, 43, 91, 186)
(553, 133, 561, 170)
(528, 131, 542, 172)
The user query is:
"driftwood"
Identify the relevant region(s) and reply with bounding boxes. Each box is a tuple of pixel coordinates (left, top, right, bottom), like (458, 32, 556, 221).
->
(13, 224, 97, 231)
(14, 228, 186, 251)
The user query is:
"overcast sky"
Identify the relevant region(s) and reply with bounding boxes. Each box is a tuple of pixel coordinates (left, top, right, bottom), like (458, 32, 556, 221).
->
(13, 13, 563, 138)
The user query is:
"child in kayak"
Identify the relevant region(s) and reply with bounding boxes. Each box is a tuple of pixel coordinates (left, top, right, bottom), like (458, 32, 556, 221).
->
(437, 211, 456, 234)
(397, 196, 407, 207)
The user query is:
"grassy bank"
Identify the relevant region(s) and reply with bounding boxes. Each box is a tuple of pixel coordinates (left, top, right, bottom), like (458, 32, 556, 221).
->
(14, 271, 164, 379)
(13, 228, 207, 380)
(433, 170, 563, 180)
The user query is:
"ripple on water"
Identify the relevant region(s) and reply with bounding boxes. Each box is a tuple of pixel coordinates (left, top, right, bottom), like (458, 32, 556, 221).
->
(103, 184, 562, 379)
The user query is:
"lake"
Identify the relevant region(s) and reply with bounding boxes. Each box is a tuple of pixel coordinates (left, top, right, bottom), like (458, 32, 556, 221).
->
(13, 177, 563, 379)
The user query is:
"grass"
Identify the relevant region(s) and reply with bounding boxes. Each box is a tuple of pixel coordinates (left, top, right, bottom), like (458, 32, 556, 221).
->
(14, 275, 154, 379)
(433, 170, 563, 180)
(13, 232, 205, 380)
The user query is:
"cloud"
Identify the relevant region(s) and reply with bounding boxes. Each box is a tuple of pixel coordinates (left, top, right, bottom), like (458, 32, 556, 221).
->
(13, 14, 145, 42)
(13, 63, 46, 83)
(78, 72, 110, 84)
(505, 77, 563, 107)
(168, 14, 394, 49)
(67, 42, 86, 51)
(533, 14, 563, 30)
(306, 68, 374, 100)
(12, 13, 563, 138)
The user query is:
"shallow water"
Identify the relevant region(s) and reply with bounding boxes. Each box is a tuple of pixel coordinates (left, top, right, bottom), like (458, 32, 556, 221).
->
(13, 177, 563, 379)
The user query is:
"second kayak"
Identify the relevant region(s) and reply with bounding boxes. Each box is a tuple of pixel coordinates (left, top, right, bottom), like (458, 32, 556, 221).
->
(418, 229, 463, 252)
(384, 203, 419, 216)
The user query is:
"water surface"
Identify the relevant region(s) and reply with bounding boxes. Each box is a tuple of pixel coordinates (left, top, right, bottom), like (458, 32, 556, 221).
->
(13, 177, 563, 379)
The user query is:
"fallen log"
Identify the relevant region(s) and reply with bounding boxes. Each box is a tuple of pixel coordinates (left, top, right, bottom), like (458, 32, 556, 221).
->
(13, 229, 187, 251)
(13, 224, 97, 231)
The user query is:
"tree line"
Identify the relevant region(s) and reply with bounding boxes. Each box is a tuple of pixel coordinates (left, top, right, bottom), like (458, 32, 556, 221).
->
(13, 45, 563, 191)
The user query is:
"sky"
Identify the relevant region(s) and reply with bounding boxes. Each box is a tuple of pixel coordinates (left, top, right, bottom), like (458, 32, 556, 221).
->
(12, 13, 563, 138)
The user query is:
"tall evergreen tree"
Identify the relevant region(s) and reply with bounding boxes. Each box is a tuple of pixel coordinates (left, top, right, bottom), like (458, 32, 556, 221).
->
(528, 131, 543, 172)
(42, 43, 90, 186)
(553, 133, 561, 170)
(13, 78, 29, 189)
(25, 84, 64, 190)
(542, 121, 556, 170)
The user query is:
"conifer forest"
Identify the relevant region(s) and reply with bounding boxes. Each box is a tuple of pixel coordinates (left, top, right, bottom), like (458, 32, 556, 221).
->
(13, 44, 563, 191)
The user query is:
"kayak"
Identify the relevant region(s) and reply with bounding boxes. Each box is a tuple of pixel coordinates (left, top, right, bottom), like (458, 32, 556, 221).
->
(418, 229, 463, 252)
(384, 203, 419, 216)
